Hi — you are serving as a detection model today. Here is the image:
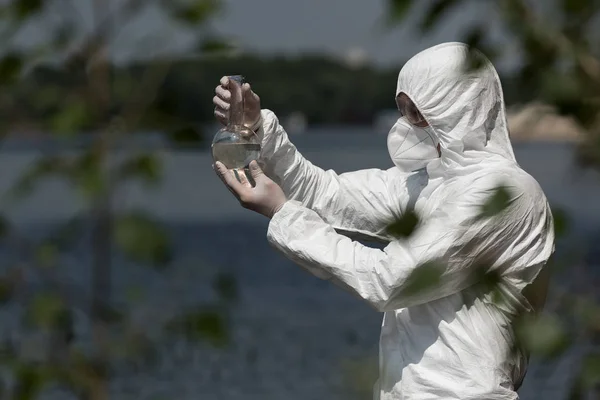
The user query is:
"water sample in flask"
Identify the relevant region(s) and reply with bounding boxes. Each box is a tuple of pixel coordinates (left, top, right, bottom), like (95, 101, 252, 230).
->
(212, 75, 260, 185)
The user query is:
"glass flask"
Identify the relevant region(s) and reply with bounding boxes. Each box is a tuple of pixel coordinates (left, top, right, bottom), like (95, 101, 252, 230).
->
(212, 75, 261, 185)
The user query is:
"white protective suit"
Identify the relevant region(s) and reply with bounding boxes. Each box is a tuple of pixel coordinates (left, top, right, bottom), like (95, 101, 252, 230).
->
(254, 43, 555, 399)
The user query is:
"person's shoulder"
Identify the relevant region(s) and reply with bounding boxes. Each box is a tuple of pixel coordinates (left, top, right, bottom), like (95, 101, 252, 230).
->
(462, 161, 540, 192)
(500, 165, 546, 203)
(467, 163, 549, 213)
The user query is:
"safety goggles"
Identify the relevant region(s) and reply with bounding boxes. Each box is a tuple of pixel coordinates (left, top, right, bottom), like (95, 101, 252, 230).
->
(396, 94, 426, 126)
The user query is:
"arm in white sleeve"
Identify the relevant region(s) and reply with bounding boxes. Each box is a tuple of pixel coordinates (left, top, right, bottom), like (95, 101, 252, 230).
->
(257, 109, 420, 242)
(266, 177, 551, 311)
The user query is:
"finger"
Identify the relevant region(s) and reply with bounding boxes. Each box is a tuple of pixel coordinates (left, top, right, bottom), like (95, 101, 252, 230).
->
(243, 83, 259, 103)
(214, 164, 241, 198)
(215, 108, 228, 117)
(215, 162, 247, 196)
(220, 76, 229, 87)
(213, 95, 230, 111)
(214, 109, 228, 123)
(248, 160, 265, 181)
(236, 168, 252, 188)
(215, 86, 231, 101)
(242, 83, 251, 95)
(213, 163, 231, 188)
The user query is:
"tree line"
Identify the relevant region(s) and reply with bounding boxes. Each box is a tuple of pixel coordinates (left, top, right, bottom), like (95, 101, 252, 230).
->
(5, 53, 535, 140)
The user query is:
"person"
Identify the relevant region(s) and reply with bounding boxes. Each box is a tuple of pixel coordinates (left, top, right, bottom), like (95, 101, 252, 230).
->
(212, 42, 554, 400)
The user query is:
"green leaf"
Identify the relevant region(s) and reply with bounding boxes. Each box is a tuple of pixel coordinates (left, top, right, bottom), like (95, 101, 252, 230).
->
(551, 207, 570, 238)
(114, 212, 171, 268)
(573, 297, 600, 333)
(13, 362, 47, 400)
(0, 215, 11, 239)
(477, 267, 502, 289)
(171, 0, 221, 24)
(580, 353, 600, 388)
(0, 268, 23, 305)
(464, 27, 489, 71)
(475, 268, 505, 305)
(34, 243, 59, 268)
(386, 0, 414, 24)
(538, 72, 588, 122)
(198, 38, 235, 55)
(169, 126, 203, 147)
(111, 72, 135, 100)
(32, 85, 62, 109)
(0, 277, 15, 304)
(126, 286, 145, 303)
(478, 186, 512, 219)
(50, 101, 90, 135)
(420, 0, 460, 32)
(116, 154, 162, 187)
(561, 0, 593, 15)
(168, 308, 229, 346)
(25, 292, 73, 339)
(71, 151, 106, 199)
(515, 314, 570, 358)
(213, 272, 238, 303)
(13, 0, 43, 19)
(0, 53, 23, 84)
(386, 210, 419, 238)
(8, 157, 70, 201)
(341, 357, 379, 399)
(400, 261, 444, 298)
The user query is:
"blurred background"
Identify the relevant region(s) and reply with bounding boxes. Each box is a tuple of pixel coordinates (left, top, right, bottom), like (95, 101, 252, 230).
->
(0, 0, 599, 399)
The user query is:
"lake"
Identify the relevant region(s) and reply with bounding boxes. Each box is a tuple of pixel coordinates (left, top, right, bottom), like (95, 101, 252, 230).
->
(0, 132, 598, 399)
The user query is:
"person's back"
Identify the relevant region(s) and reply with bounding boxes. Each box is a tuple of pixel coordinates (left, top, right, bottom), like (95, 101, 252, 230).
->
(370, 44, 554, 398)
(375, 164, 553, 399)
(211, 42, 555, 399)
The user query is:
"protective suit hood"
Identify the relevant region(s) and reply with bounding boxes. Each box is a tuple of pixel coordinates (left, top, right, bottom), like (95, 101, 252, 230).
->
(390, 42, 516, 174)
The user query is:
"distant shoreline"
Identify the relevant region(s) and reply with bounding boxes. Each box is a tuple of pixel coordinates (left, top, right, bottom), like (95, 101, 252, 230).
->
(0, 133, 578, 154)
(506, 103, 585, 143)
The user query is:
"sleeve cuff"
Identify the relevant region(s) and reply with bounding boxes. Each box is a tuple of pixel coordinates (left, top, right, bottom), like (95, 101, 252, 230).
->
(266, 199, 308, 250)
(267, 200, 303, 239)
(257, 109, 277, 148)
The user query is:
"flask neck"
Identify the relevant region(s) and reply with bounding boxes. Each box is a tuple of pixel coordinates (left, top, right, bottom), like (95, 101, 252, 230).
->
(228, 76, 245, 129)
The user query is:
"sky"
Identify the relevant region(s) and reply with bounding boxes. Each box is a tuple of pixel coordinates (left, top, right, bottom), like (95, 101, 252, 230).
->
(12, 0, 520, 71)
(208, 0, 511, 67)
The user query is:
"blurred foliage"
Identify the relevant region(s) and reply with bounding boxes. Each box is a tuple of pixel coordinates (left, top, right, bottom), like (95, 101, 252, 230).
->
(2, 53, 548, 134)
(166, 306, 229, 347)
(478, 186, 512, 219)
(212, 272, 238, 303)
(398, 261, 444, 299)
(114, 212, 172, 268)
(515, 313, 571, 359)
(386, 210, 419, 238)
(340, 357, 379, 400)
(552, 207, 570, 239)
(3, 55, 403, 134)
(0, 0, 237, 399)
